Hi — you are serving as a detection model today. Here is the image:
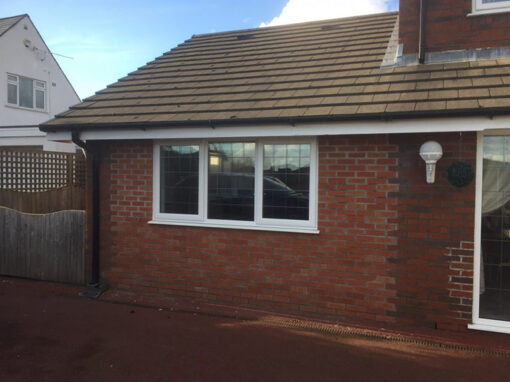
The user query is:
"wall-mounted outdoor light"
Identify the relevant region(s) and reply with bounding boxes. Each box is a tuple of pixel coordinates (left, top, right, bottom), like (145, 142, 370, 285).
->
(419, 141, 443, 184)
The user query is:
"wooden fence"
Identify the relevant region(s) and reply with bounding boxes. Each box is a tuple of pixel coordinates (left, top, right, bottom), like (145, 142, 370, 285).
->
(0, 186, 84, 214)
(0, 149, 86, 283)
(0, 149, 86, 213)
(0, 206, 85, 284)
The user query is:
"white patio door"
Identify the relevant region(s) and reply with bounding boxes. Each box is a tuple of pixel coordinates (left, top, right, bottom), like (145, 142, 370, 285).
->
(471, 133, 510, 333)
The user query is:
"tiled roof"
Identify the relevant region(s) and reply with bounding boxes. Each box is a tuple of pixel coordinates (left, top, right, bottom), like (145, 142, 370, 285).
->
(0, 14, 26, 38)
(41, 12, 510, 131)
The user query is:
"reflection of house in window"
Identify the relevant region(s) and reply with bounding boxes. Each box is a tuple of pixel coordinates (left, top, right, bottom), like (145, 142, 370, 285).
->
(209, 154, 220, 167)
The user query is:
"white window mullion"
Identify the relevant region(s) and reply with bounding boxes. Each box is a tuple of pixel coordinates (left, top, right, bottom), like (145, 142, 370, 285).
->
(254, 140, 263, 224)
(152, 143, 161, 219)
(310, 137, 319, 228)
(32, 80, 36, 108)
(202, 140, 208, 222)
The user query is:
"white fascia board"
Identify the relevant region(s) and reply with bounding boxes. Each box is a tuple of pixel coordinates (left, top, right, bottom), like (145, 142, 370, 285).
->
(45, 115, 510, 142)
(0, 127, 46, 138)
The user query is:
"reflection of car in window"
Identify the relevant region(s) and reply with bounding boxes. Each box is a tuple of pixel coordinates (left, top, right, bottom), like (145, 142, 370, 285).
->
(208, 173, 255, 220)
(161, 174, 199, 214)
(263, 176, 309, 220)
(166, 173, 308, 220)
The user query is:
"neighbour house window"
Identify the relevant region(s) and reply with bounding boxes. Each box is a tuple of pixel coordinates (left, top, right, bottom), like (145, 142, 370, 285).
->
(153, 139, 318, 233)
(6, 74, 46, 111)
(473, 0, 510, 13)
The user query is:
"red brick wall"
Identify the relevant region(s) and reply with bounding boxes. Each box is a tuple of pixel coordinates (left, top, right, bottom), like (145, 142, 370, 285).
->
(400, 0, 510, 54)
(87, 132, 476, 331)
(389, 132, 476, 331)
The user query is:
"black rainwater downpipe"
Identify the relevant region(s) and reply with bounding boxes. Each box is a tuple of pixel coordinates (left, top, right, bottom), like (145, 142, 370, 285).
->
(72, 131, 107, 298)
(419, 0, 428, 64)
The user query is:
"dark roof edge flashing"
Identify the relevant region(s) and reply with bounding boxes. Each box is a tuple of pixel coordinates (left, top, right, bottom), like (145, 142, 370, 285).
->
(40, 107, 509, 133)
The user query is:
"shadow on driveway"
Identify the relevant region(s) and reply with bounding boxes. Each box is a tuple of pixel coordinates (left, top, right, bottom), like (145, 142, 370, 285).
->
(1, 277, 508, 382)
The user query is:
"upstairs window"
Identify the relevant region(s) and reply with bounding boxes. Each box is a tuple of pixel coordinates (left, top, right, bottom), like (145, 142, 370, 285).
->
(153, 138, 318, 233)
(6, 74, 46, 111)
(473, 0, 510, 14)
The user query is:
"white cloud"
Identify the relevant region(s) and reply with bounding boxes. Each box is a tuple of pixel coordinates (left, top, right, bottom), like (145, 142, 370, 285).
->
(260, 0, 391, 27)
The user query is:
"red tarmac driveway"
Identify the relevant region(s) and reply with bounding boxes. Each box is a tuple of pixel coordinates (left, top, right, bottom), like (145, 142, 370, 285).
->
(1, 277, 509, 382)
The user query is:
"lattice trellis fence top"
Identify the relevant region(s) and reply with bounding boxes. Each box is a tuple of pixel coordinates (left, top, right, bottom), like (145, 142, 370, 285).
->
(0, 149, 86, 191)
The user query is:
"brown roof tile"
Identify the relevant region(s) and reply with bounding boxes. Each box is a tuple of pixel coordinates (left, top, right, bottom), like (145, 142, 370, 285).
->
(385, 102, 416, 113)
(399, 91, 429, 101)
(41, 11, 510, 131)
(478, 98, 510, 108)
(357, 104, 386, 113)
(446, 99, 480, 110)
(415, 101, 447, 111)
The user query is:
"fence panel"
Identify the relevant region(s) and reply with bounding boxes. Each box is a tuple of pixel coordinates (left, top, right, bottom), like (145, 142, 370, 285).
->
(0, 207, 85, 284)
(0, 149, 86, 283)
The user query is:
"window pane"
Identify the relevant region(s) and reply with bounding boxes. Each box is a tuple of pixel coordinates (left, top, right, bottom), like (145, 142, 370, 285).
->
(263, 143, 310, 220)
(208, 142, 255, 221)
(19, 77, 33, 108)
(35, 90, 45, 109)
(7, 83, 17, 104)
(160, 145, 200, 214)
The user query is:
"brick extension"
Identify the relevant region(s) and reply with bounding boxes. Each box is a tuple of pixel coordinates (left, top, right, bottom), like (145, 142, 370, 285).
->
(85, 132, 476, 331)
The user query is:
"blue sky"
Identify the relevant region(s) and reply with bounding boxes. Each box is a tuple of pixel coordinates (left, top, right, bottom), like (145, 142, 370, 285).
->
(1, 0, 398, 99)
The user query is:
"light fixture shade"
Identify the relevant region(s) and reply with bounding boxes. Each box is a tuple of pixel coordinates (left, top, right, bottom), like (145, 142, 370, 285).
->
(419, 141, 443, 184)
(419, 141, 443, 162)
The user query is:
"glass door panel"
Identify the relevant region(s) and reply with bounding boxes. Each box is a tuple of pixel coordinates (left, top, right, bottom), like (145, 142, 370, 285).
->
(480, 136, 510, 321)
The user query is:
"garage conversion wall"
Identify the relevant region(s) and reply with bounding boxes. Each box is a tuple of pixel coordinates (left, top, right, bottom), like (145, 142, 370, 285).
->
(86, 132, 476, 331)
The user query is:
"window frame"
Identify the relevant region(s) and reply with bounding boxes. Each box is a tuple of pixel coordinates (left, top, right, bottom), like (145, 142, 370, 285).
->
(151, 137, 318, 234)
(472, 0, 510, 15)
(6, 73, 46, 112)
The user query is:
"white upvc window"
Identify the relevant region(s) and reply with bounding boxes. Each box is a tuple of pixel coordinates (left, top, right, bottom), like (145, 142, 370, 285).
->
(6, 74, 46, 111)
(152, 138, 318, 233)
(472, 0, 510, 15)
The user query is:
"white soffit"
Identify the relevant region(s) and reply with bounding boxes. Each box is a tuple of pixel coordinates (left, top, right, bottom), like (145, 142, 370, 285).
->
(45, 116, 510, 141)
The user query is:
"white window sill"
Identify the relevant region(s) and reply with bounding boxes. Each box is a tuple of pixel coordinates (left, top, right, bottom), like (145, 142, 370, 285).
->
(5, 104, 48, 114)
(467, 8, 510, 17)
(149, 219, 320, 234)
(468, 322, 510, 334)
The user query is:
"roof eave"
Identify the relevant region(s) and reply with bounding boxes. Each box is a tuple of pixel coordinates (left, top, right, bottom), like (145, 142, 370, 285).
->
(39, 107, 510, 133)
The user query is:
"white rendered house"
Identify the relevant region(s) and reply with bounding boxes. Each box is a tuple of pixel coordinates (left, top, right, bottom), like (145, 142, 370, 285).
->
(0, 14, 80, 152)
